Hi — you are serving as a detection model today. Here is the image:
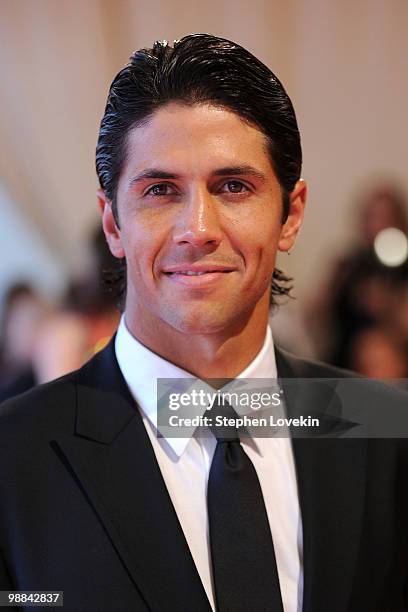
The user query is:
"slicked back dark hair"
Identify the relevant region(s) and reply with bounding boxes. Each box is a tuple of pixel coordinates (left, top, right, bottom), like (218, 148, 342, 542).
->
(96, 34, 303, 306)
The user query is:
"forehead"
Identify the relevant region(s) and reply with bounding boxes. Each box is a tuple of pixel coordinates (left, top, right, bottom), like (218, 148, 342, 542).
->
(122, 102, 272, 175)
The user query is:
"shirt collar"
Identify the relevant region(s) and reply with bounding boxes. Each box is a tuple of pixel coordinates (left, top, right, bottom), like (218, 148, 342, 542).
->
(115, 315, 277, 457)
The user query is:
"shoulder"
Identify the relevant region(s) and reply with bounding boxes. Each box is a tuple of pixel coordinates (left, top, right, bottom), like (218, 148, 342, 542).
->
(277, 346, 408, 447)
(277, 344, 408, 399)
(0, 336, 118, 427)
(0, 369, 79, 441)
(0, 338, 121, 447)
(275, 345, 357, 378)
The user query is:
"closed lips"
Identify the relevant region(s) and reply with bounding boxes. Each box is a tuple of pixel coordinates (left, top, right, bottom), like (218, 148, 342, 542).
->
(165, 270, 232, 275)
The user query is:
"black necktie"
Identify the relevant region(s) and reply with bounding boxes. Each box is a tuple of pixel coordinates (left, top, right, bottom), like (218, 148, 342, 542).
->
(207, 401, 284, 612)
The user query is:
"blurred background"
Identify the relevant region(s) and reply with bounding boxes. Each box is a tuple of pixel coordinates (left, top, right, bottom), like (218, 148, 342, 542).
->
(1, 0, 408, 397)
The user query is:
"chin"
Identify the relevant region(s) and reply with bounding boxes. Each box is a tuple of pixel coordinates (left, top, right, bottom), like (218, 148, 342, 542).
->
(164, 304, 250, 336)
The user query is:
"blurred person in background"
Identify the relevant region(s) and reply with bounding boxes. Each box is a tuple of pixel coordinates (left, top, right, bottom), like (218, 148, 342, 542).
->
(347, 271, 408, 381)
(308, 182, 408, 372)
(33, 226, 120, 383)
(349, 326, 408, 381)
(0, 282, 49, 401)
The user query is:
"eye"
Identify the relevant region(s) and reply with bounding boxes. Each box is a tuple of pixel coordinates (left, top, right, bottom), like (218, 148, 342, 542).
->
(145, 183, 177, 197)
(220, 180, 250, 194)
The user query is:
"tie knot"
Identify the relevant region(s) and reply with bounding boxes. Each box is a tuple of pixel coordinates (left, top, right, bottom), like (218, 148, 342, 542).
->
(208, 399, 240, 442)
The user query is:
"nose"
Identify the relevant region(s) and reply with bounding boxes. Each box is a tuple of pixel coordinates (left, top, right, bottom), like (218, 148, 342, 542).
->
(173, 187, 223, 248)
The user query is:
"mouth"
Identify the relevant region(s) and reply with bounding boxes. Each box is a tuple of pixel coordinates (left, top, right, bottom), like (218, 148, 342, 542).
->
(164, 270, 231, 276)
(162, 267, 235, 287)
(162, 264, 236, 275)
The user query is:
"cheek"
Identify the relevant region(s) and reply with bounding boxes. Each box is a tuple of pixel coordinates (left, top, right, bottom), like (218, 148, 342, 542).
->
(240, 224, 281, 268)
(121, 222, 167, 280)
(247, 232, 281, 292)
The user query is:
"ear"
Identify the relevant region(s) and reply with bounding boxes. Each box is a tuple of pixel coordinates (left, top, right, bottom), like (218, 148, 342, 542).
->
(278, 179, 307, 252)
(97, 189, 125, 259)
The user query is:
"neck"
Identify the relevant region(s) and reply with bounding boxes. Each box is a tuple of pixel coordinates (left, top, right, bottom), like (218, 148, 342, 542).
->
(124, 298, 270, 380)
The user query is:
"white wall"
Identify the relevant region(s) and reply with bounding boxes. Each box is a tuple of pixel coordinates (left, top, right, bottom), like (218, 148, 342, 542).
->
(0, 184, 66, 311)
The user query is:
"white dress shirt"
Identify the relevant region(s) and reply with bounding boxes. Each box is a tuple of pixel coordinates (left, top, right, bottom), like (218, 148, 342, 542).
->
(115, 316, 303, 612)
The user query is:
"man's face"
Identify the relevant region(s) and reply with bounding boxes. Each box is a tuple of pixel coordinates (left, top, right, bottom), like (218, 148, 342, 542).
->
(100, 102, 305, 338)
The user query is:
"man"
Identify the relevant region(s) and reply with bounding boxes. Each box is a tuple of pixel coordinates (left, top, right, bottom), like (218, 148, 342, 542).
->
(0, 34, 407, 612)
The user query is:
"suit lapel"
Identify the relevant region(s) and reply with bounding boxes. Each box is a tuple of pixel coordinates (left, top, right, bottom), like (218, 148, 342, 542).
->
(54, 340, 211, 612)
(275, 348, 367, 612)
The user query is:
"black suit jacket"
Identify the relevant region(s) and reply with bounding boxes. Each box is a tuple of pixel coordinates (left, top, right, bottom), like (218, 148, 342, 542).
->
(0, 339, 407, 611)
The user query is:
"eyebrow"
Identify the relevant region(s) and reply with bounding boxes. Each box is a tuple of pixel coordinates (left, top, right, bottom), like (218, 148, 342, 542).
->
(128, 165, 266, 188)
(213, 166, 266, 181)
(128, 169, 179, 187)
